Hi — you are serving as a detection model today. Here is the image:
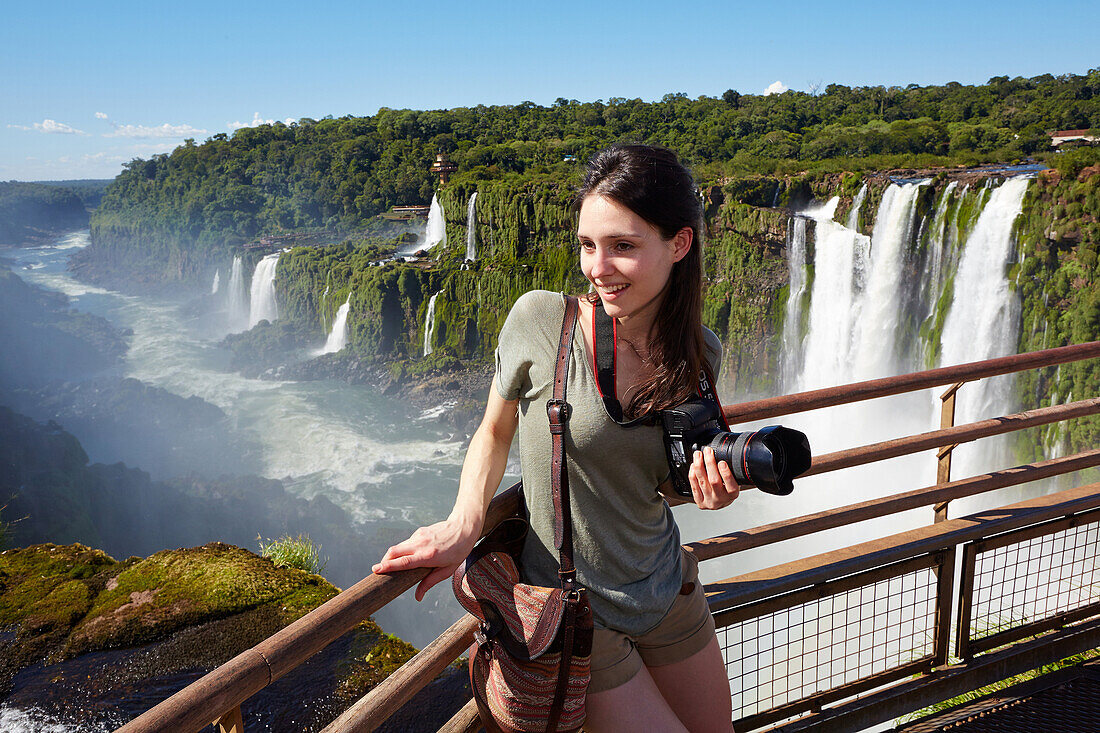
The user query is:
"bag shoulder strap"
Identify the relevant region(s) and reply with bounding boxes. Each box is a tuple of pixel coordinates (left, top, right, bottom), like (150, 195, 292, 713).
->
(548, 295, 579, 592)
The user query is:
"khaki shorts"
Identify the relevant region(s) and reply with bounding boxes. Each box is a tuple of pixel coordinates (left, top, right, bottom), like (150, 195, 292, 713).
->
(588, 549, 716, 693)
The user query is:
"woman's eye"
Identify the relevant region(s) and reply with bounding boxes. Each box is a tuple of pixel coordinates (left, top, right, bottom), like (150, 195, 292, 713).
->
(579, 240, 595, 251)
(615, 241, 634, 251)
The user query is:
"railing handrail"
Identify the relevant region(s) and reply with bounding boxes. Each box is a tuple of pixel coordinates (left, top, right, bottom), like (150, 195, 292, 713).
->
(706, 480, 1100, 614)
(723, 340, 1100, 424)
(113, 342, 1100, 733)
(688, 448, 1100, 561)
(114, 486, 522, 733)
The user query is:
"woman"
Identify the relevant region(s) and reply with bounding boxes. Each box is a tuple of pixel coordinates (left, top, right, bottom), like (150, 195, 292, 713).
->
(373, 144, 739, 732)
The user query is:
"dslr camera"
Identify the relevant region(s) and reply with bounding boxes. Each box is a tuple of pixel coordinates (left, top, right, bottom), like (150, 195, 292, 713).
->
(661, 398, 811, 498)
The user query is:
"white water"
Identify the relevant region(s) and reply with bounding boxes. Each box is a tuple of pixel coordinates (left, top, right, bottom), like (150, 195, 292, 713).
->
(465, 192, 478, 262)
(317, 295, 351, 355)
(853, 182, 926, 380)
(792, 197, 871, 394)
(248, 252, 280, 327)
(780, 217, 808, 387)
(227, 256, 249, 332)
(0, 706, 99, 733)
(846, 183, 867, 230)
(424, 193, 446, 251)
(423, 291, 442, 356)
(939, 176, 1031, 481)
(4, 232, 468, 538)
(210, 269, 220, 295)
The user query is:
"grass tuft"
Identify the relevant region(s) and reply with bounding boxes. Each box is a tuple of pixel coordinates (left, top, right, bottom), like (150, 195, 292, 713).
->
(258, 533, 328, 575)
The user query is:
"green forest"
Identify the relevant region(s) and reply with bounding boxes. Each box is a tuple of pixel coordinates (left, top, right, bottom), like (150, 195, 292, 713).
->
(0, 181, 93, 244)
(88, 71, 1100, 262)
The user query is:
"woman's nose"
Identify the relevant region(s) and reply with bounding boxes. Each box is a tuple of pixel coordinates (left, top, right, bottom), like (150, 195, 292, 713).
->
(588, 247, 615, 279)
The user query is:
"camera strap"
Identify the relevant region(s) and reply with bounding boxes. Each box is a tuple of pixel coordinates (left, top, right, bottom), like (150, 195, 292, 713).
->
(593, 300, 730, 429)
(592, 301, 622, 421)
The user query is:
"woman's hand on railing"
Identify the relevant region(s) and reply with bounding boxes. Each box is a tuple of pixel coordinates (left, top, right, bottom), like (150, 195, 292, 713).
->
(372, 517, 481, 601)
(689, 446, 740, 510)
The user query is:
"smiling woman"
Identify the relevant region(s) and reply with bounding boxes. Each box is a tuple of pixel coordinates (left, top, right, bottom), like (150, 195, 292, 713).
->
(375, 145, 739, 732)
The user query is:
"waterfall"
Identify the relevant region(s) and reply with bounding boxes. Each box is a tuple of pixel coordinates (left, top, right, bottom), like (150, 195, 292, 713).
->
(846, 184, 867, 230)
(465, 193, 478, 262)
(211, 269, 220, 295)
(938, 176, 1031, 477)
(780, 217, 809, 388)
(794, 197, 872, 393)
(227, 256, 249, 331)
(248, 253, 280, 328)
(852, 182, 926, 379)
(424, 194, 446, 251)
(317, 295, 351, 355)
(423, 291, 442, 357)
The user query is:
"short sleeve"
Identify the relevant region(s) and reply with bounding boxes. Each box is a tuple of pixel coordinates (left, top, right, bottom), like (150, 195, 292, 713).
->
(703, 326, 723, 379)
(494, 291, 561, 400)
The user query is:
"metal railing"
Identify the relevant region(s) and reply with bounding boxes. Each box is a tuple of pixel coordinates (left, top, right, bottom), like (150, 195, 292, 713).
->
(114, 340, 1100, 733)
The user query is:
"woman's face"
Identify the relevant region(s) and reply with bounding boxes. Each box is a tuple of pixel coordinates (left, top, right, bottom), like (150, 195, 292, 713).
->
(577, 194, 691, 328)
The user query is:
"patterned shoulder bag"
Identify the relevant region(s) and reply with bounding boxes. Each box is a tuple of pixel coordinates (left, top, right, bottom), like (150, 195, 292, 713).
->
(453, 295, 593, 733)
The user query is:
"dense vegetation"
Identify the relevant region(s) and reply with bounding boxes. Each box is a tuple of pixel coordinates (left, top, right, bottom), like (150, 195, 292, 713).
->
(0, 182, 89, 244)
(85, 71, 1100, 281)
(1014, 147, 1100, 456)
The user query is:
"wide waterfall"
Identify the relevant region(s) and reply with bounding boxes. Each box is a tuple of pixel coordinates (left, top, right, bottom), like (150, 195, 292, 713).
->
(317, 295, 352, 355)
(465, 192, 478, 262)
(227, 256, 249, 331)
(424, 194, 446, 251)
(423, 291, 442, 356)
(248, 252, 280, 328)
(211, 269, 220, 295)
(767, 176, 1030, 529)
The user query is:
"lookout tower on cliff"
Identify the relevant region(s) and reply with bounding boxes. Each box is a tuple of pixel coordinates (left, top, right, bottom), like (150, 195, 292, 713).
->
(431, 153, 458, 185)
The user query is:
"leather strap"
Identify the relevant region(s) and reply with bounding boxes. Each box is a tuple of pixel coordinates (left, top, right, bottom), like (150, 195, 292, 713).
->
(548, 597, 577, 732)
(548, 295, 579, 559)
(546, 294, 580, 733)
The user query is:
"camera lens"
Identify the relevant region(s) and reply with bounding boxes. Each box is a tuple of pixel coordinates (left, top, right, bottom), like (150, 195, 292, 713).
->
(704, 426, 810, 496)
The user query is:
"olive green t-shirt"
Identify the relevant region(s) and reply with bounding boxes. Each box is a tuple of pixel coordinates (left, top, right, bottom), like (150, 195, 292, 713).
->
(495, 290, 722, 635)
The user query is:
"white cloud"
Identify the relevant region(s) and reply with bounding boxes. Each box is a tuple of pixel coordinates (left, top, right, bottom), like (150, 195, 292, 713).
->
(763, 81, 789, 96)
(103, 122, 209, 138)
(95, 112, 109, 119)
(228, 112, 296, 131)
(7, 118, 86, 134)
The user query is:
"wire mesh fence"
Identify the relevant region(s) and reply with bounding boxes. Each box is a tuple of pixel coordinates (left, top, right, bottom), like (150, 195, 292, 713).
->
(719, 556, 943, 724)
(962, 509, 1100, 656)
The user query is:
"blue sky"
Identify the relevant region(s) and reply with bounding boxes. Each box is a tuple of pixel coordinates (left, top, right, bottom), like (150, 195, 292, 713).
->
(2, 0, 1096, 181)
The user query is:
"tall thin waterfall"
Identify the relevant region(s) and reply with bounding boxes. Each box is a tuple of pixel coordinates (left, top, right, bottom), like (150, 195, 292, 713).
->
(423, 291, 442, 357)
(846, 184, 868, 230)
(318, 295, 352, 355)
(781, 217, 809, 387)
(852, 182, 926, 380)
(794, 197, 872, 393)
(424, 194, 446, 251)
(938, 176, 1031, 477)
(248, 253, 280, 328)
(227, 256, 249, 331)
(465, 192, 478, 262)
(211, 269, 221, 295)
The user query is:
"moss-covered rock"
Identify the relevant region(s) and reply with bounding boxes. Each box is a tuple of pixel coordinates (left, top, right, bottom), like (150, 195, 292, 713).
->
(0, 542, 338, 696)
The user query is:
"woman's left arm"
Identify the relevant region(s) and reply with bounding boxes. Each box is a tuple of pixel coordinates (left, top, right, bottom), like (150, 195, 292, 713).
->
(687, 446, 739, 510)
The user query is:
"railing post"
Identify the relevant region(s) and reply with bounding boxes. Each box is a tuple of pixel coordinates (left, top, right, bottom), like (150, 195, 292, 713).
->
(214, 706, 244, 733)
(934, 382, 965, 523)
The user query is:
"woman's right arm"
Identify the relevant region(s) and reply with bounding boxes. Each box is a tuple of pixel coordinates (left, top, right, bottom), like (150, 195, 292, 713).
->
(372, 388, 520, 601)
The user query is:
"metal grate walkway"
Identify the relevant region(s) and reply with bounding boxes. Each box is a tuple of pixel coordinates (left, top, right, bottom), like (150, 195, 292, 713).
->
(896, 659, 1100, 732)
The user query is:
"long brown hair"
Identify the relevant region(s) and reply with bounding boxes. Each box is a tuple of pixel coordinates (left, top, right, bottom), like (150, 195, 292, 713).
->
(575, 144, 707, 419)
